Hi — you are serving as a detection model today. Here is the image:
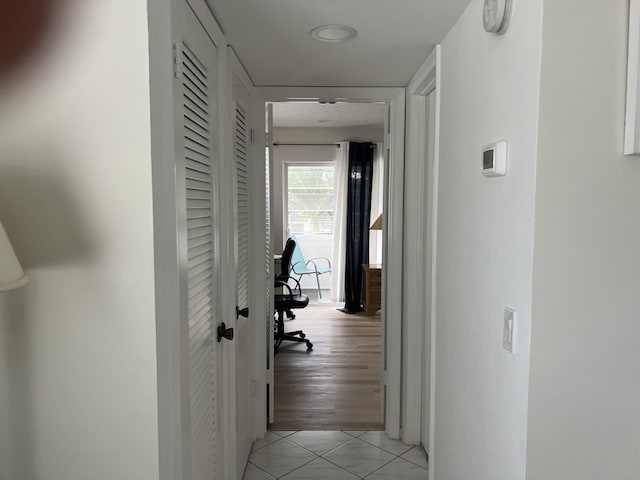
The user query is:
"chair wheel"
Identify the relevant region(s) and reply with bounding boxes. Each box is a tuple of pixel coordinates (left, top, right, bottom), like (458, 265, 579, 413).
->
(300, 333, 306, 339)
(306, 342, 313, 350)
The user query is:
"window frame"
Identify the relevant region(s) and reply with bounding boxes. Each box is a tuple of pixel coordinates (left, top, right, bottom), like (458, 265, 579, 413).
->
(284, 160, 336, 238)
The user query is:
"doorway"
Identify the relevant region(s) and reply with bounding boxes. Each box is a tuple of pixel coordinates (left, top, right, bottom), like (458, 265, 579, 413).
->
(267, 99, 389, 431)
(258, 85, 406, 440)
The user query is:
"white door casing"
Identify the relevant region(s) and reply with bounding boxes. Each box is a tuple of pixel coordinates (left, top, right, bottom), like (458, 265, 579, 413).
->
(404, 45, 440, 453)
(257, 87, 405, 438)
(422, 89, 436, 449)
(265, 103, 275, 425)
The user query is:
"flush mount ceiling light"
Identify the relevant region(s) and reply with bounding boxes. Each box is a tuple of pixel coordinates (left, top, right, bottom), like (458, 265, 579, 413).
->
(310, 25, 358, 43)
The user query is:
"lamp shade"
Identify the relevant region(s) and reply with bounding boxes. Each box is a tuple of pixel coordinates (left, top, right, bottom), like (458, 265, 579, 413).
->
(0, 220, 28, 292)
(370, 213, 383, 230)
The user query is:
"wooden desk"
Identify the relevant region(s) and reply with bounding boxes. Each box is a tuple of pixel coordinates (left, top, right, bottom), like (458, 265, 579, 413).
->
(362, 264, 382, 316)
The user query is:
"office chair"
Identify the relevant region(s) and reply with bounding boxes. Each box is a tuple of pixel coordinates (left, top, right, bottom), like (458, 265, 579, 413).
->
(274, 238, 312, 352)
(290, 234, 332, 300)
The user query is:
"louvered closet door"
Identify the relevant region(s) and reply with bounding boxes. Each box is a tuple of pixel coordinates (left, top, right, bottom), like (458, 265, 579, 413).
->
(180, 6, 218, 480)
(234, 100, 253, 473)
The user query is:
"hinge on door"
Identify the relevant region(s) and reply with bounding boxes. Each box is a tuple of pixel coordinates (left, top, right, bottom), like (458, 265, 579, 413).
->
(173, 43, 182, 79)
(382, 370, 388, 385)
(265, 132, 273, 148)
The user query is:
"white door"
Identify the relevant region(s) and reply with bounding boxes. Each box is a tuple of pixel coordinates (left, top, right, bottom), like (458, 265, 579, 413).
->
(233, 94, 254, 474)
(421, 90, 437, 451)
(176, 4, 219, 479)
(265, 103, 275, 424)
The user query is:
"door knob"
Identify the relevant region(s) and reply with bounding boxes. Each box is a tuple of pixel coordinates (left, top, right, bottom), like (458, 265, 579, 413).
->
(217, 323, 234, 342)
(236, 306, 250, 319)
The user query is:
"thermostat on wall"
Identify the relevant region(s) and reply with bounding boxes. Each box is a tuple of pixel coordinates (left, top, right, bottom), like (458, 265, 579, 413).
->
(481, 140, 508, 176)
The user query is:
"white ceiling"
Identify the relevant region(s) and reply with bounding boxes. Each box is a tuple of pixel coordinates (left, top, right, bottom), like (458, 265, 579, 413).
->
(272, 102, 386, 128)
(206, 0, 472, 87)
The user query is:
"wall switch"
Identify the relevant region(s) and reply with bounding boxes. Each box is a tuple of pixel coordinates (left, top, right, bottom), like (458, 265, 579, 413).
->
(503, 307, 517, 354)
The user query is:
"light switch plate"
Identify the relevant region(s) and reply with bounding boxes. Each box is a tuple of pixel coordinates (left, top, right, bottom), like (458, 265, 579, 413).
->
(503, 307, 517, 354)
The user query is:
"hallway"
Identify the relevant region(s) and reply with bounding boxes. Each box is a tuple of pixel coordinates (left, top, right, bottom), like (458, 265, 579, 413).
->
(243, 430, 428, 479)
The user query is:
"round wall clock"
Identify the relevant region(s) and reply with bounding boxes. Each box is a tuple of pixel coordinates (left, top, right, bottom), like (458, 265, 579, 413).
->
(483, 0, 512, 34)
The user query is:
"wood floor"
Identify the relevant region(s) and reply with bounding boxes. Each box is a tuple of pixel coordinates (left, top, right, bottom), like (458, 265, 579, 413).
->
(271, 304, 384, 431)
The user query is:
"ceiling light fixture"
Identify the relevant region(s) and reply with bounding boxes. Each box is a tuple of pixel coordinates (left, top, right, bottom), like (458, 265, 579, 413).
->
(310, 25, 358, 43)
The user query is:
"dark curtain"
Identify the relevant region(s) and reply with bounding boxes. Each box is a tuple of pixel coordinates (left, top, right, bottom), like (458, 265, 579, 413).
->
(341, 142, 374, 313)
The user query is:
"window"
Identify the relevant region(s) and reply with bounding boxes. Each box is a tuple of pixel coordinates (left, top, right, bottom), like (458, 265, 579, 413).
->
(286, 164, 334, 235)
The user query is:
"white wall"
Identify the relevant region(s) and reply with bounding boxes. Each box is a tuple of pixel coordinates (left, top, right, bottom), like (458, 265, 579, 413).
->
(433, 1, 543, 478)
(274, 126, 384, 145)
(0, 2, 159, 479)
(527, 1, 640, 478)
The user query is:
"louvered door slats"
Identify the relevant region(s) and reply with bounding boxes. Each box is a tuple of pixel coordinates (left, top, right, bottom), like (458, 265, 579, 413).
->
(185, 118, 210, 142)
(183, 88, 208, 116)
(185, 139, 210, 158)
(184, 102, 208, 125)
(183, 96, 208, 124)
(187, 168, 211, 184)
(235, 102, 250, 310)
(181, 33, 216, 480)
(186, 148, 211, 165)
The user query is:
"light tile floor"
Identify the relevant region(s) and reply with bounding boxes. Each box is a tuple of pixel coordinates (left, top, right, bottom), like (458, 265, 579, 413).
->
(243, 430, 428, 480)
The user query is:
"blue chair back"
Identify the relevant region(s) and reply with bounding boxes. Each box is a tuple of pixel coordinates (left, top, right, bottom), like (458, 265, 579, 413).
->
(290, 235, 310, 273)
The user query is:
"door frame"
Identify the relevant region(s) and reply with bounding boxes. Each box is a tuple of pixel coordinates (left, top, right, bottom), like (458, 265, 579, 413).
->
(258, 86, 405, 438)
(403, 46, 440, 450)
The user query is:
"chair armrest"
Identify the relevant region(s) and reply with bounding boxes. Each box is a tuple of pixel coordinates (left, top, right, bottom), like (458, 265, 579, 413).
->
(274, 276, 303, 295)
(274, 280, 294, 299)
(306, 256, 331, 270)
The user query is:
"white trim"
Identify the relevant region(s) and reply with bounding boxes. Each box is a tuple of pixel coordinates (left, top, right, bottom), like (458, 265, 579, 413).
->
(625, 0, 640, 154)
(258, 86, 404, 103)
(429, 46, 442, 469)
(265, 102, 275, 425)
(401, 93, 426, 445)
(230, 49, 256, 97)
(407, 49, 438, 96)
(384, 90, 405, 439)
(258, 86, 405, 439)
(149, 1, 188, 479)
(251, 92, 268, 438)
(402, 45, 440, 449)
(186, 0, 226, 47)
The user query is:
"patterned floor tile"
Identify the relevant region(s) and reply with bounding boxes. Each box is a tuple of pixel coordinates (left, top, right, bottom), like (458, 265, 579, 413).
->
(323, 438, 395, 477)
(359, 430, 414, 455)
(365, 457, 428, 479)
(252, 432, 285, 451)
(281, 457, 360, 480)
(287, 430, 354, 455)
(242, 462, 277, 480)
(248, 439, 316, 478)
(401, 446, 429, 469)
